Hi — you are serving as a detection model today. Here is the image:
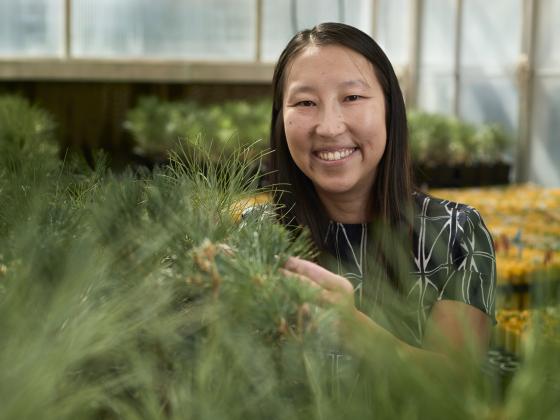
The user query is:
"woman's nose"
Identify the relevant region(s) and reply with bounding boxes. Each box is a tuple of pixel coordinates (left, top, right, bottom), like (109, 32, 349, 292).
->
(315, 104, 346, 138)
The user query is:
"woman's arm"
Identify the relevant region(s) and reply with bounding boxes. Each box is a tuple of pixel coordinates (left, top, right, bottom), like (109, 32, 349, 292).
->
(423, 299, 492, 358)
(283, 256, 491, 366)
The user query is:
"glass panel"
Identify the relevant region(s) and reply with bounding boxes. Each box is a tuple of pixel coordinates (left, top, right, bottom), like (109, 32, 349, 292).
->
(376, 0, 410, 67)
(420, 0, 455, 70)
(529, 77, 560, 186)
(72, 0, 255, 60)
(343, 0, 373, 31)
(261, 1, 293, 61)
(417, 0, 455, 115)
(0, 0, 63, 57)
(459, 75, 518, 133)
(417, 73, 454, 115)
(536, 0, 560, 70)
(261, 0, 372, 62)
(461, 0, 522, 71)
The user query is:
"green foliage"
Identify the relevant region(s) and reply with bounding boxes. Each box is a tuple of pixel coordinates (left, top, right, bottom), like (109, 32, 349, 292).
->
(0, 94, 65, 239)
(0, 144, 311, 419)
(408, 110, 513, 165)
(125, 97, 512, 168)
(1, 95, 559, 419)
(0, 94, 59, 173)
(124, 97, 271, 161)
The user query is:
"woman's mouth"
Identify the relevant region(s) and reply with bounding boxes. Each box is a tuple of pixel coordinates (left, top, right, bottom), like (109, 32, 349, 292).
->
(315, 147, 357, 162)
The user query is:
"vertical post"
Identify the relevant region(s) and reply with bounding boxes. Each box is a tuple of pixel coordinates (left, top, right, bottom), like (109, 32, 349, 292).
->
(255, 0, 263, 62)
(64, 0, 71, 59)
(452, 0, 463, 117)
(515, 0, 538, 183)
(371, 0, 379, 38)
(406, 0, 423, 107)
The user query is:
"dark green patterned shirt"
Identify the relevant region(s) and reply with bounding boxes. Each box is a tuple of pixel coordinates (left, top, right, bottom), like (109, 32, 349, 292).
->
(322, 191, 497, 347)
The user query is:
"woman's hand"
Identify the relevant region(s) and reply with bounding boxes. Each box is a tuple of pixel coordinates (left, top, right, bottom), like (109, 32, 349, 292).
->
(281, 256, 355, 308)
(281, 259, 488, 368)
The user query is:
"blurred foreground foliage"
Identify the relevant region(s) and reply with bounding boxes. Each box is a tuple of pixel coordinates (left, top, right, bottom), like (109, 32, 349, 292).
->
(0, 94, 558, 419)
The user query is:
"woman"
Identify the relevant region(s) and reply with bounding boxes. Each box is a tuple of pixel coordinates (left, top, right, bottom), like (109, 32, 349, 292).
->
(269, 22, 496, 362)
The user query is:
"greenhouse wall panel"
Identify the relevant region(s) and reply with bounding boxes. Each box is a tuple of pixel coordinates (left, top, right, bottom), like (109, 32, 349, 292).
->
(529, 0, 560, 186)
(72, 0, 256, 60)
(417, 73, 454, 115)
(0, 0, 64, 57)
(458, 0, 522, 139)
(530, 78, 560, 186)
(536, 0, 560, 70)
(375, 0, 410, 67)
(417, 0, 455, 115)
(261, 0, 372, 62)
(459, 75, 519, 133)
(419, 0, 454, 70)
(461, 0, 522, 71)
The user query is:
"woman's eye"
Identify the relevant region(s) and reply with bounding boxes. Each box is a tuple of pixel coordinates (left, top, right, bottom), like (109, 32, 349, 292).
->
(296, 100, 315, 107)
(345, 95, 361, 102)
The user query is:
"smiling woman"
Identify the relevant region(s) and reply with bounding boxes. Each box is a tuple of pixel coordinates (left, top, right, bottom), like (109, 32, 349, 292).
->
(268, 22, 497, 363)
(282, 44, 387, 223)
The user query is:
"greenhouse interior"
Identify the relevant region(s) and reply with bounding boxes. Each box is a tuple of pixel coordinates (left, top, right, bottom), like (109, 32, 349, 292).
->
(1, 1, 559, 419)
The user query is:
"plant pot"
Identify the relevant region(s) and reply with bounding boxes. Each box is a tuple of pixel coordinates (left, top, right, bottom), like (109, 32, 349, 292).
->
(414, 162, 511, 188)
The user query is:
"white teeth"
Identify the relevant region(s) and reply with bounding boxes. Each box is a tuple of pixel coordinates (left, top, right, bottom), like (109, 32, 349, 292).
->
(317, 148, 355, 161)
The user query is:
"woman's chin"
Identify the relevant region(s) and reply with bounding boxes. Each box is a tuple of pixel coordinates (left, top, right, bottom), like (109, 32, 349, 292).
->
(313, 180, 362, 197)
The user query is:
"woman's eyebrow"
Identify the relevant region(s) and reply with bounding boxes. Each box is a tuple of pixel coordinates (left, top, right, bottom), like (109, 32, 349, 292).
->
(286, 84, 316, 96)
(286, 79, 370, 97)
(339, 79, 370, 89)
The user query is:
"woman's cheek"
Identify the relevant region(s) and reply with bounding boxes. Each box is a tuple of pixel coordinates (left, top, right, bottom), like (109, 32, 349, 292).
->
(284, 117, 305, 142)
(283, 109, 296, 131)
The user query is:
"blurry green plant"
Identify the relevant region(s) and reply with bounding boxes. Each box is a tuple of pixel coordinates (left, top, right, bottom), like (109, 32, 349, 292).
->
(124, 97, 271, 161)
(0, 94, 59, 172)
(1, 95, 559, 420)
(472, 123, 513, 164)
(408, 110, 513, 166)
(125, 98, 512, 169)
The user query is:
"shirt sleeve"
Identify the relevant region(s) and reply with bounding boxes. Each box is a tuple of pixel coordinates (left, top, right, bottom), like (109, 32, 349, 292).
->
(440, 206, 497, 324)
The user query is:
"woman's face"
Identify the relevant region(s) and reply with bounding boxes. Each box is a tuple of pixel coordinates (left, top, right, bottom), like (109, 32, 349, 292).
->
(282, 44, 386, 206)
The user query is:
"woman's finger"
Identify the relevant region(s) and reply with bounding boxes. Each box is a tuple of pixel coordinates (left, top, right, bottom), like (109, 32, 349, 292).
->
(280, 268, 335, 305)
(280, 268, 353, 307)
(279, 268, 321, 290)
(284, 257, 353, 294)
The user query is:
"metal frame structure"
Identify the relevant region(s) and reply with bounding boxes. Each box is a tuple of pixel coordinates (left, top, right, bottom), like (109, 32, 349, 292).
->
(0, 1, 541, 86)
(0, 0, 546, 182)
(452, 0, 464, 116)
(0, 58, 275, 82)
(516, 0, 538, 183)
(0, 0, 274, 83)
(0, 0, 390, 83)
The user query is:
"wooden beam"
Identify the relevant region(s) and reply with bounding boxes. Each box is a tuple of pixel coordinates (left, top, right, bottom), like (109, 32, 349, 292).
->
(255, 0, 263, 62)
(515, 0, 538, 183)
(64, 0, 72, 58)
(0, 60, 275, 83)
(452, 0, 463, 117)
(371, 0, 379, 37)
(406, 0, 424, 107)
